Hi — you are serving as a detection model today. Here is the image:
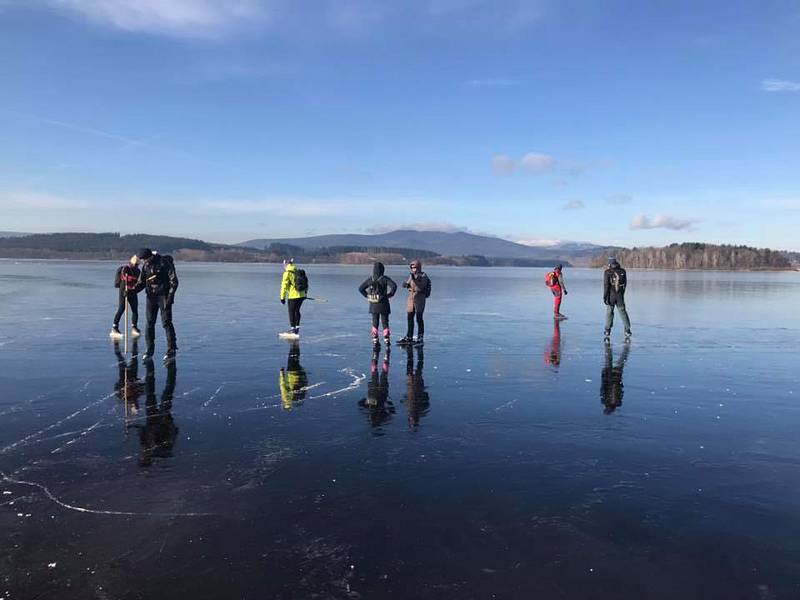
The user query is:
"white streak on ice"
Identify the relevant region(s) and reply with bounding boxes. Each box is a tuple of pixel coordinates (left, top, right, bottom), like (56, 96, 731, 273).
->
(0, 471, 215, 518)
(308, 368, 365, 400)
(1, 392, 116, 455)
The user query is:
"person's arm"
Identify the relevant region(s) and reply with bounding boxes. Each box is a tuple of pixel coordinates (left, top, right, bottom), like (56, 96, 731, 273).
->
(134, 266, 146, 294)
(280, 271, 290, 302)
(558, 272, 567, 294)
(166, 261, 179, 304)
(603, 270, 610, 305)
(403, 275, 412, 289)
(358, 278, 370, 298)
(386, 277, 397, 298)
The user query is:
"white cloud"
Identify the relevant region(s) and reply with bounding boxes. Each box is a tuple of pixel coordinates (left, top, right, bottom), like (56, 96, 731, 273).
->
(562, 199, 584, 210)
(520, 152, 555, 173)
(606, 193, 632, 205)
(464, 78, 520, 87)
(368, 221, 467, 234)
(46, 0, 272, 38)
(630, 214, 697, 231)
(41, 0, 546, 39)
(760, 79, 800, 92)
(516, 238, 561, 247)
(491, 154, 516, 175)
(0, 190, 89, 210)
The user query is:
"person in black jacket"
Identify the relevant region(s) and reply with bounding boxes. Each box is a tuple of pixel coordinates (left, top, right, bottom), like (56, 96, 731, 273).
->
(600, 339, 631, 414)
(135, 248, 179, 361)
(603, 257, 632, 340)
(358, 261, 397, 346)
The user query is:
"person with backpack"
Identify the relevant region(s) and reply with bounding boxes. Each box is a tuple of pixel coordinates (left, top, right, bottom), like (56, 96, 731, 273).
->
(545, 264, 568, 319)
(603, 257, 632, 340)
(134, 248, 179, 362)
(110, 255, 141, 339)
(358, 261, 397, 346)
(397, 259, 431, 347)
(279, 259, 308, 338)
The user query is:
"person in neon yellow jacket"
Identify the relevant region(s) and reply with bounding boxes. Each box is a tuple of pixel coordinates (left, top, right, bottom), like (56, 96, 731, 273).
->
(279, 342, 308, 410)
(279, 259, 308, 337)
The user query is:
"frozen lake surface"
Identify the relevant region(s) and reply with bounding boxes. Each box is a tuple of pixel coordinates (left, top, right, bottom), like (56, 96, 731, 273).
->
(1, 261, 799, 599)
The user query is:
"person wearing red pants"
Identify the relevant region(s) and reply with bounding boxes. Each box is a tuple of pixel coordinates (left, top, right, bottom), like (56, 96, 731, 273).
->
(545, 264, 568, 319)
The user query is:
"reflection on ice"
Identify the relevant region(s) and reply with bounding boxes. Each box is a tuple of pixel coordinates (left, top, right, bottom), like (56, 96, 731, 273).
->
(358, 347, 394, 431)
(404, 346, 430, 429)
(279, 341, 309, 410)
(600, 341, 631, 414)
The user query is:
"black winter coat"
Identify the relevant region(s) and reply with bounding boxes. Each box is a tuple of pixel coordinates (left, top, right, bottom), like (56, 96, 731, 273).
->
(136, 254, 179, 301)
(358, 262, 397, 314)
(603, 266, 627, 305)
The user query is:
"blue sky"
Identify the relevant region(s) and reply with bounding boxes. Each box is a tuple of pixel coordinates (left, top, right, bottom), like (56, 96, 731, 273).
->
(1, 1, 799, 249)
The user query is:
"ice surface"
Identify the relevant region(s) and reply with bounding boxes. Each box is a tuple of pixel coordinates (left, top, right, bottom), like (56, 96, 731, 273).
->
(1, 261, 800, 599)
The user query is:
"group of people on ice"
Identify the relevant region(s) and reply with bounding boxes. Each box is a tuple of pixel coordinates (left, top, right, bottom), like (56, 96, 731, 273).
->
(110, 249, 632, 362)
(279, 258, 432, 347)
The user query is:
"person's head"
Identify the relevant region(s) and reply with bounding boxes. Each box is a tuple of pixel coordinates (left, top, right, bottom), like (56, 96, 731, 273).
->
(129, 255, 138, 266)
(409, 259, 422, 274)
(554, 263, 563, 272)
(137, 248, 153, 262)
(608, 257, 620, 268)
(283, 258, 294, 270)
(373, 261, 385, 278)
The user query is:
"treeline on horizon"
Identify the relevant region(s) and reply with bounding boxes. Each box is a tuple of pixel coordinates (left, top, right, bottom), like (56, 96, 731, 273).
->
(0, 233, 560, 267)
(590, 242, 793, 270)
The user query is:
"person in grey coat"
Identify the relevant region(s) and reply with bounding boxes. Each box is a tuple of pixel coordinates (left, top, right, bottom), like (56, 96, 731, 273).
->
(398, 259, 431, 347)
(603, 257, 632, 340)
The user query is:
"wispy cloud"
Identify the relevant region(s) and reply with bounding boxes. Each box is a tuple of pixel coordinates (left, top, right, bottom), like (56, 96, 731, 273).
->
(562, 199, 584, 210)
(46, 0, 272, 39)
(2, 109, 146, 146)
(760, 79, 800, 92)
(491, 154, 517, 176)
(0, 190, 89, 210)
(41, 0, 546, 40)
(630, 214, 697, 231)
(606, 193, 632, 205)
(367, 221, 468, 234)
(464, 78, 520, 87)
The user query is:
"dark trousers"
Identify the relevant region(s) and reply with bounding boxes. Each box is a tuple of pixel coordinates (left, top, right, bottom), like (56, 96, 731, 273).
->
(287, 298, 304, 328)
(371, 313, 389, 332)
(145, 295, 176, 354)
(406, 310, 424, 337)
(113, 288, 138, 327)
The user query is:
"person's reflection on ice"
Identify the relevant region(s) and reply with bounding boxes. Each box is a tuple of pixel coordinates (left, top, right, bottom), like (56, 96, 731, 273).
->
(404, 345, 430, 429)
(358, 347, 394, 430)
(134, 358, 179, 466)
(279, 341, 309, 410)
(600, 340, 630, 414)
(543, 319, 562, 370)
(114, 340, 143, 416)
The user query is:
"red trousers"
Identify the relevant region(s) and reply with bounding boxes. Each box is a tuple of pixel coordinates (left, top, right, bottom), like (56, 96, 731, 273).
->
(550, 285, 562, 313)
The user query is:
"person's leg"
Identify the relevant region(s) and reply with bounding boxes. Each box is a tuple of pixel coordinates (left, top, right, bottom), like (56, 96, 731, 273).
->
(160, 295, 177, 353)
(371, 313, 380, 338)
(113, 286, 126, 327)
(604, 303, 615, 334)
(416, 310, 424, 337)
(381, 313, 390, 340)
(145, 296, 158, 355)
(553, 288, 562, 315)
(296, 297, 304, 327)
(617, 301, 632, 335)
(287, 300, 296, 328)
(406, 312, 415, 338)
(128, 292, 138, 328)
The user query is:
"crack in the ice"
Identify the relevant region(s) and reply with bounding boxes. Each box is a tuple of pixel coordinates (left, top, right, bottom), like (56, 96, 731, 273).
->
(0, 470, 216, 517)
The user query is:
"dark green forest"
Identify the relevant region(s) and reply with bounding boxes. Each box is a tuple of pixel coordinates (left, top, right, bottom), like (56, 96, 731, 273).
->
(590, 243, 793, 270)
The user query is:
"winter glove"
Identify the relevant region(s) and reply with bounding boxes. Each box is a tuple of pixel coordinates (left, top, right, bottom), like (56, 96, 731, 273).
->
(281, 298, 286, 305)
(563, 290, 568, 295)
(402, 282, 410, 289)
(603, 297, 610, 306)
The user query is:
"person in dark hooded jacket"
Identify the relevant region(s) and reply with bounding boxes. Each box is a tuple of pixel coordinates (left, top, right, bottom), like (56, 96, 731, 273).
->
(134, 248, 179, 361)
(358, 262, 397, 346)
(397, 259, 431, 346)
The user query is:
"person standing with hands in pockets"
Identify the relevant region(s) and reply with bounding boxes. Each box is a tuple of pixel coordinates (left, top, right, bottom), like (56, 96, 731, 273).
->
(397, 259, 431, 347)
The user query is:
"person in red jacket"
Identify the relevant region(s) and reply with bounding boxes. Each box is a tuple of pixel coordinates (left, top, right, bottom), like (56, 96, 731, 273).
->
(110, 255, 141, 339)
(546, 264, 568, 319)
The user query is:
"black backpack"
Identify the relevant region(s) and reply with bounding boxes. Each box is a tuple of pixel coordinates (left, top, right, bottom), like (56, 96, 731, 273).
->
(294, 269, 309, 293)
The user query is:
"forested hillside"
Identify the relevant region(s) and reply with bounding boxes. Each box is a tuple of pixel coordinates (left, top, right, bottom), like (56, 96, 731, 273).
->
(590, 243, 793, 270)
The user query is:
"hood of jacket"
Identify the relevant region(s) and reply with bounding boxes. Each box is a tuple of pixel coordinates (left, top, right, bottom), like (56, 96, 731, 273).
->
(410, 259, 422, 271)
(372, 262, 385, 278)
(285, 263, 297, 274)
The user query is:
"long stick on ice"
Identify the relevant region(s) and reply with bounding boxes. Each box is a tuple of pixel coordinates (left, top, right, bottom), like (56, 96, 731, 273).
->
(124, 296, 129, 355)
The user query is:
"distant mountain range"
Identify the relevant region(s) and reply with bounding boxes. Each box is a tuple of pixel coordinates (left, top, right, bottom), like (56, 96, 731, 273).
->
(0, 231, 31, 238)
(241, 230, 609, 262)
